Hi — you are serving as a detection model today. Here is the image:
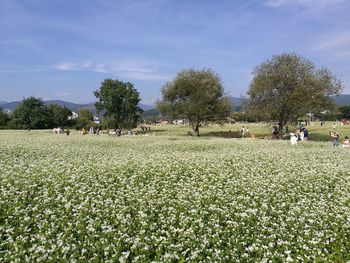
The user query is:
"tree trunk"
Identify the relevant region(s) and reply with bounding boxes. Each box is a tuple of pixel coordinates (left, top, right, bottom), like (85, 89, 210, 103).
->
(193, 123, 200, 137)
(278, 121, 283, 139)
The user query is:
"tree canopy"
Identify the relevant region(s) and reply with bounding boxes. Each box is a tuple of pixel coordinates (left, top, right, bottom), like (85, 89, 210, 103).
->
(157, 68, 232, 136)
(0, 108, 10, 128)
(247, 53, 343, 133)
(48, 104, 72, 127)
(8, 97, 51, 129)
(74, 108, 94, 130)
(94, 79, 143, 129)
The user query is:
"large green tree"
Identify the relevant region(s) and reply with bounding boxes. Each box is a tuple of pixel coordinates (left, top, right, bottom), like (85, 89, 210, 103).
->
(48, 104, 72, 127)
(248, 53, 343, 134)
(8, 97, 51, 129)
(157, 68, 232, 136)
(0, 108, 10, 128)
(94, 79, 143, 129)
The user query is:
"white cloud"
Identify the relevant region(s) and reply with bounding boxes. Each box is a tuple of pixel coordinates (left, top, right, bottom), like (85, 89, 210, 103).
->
(55, 61, 106, 72)
(94, 64, 107, 73)
(81, 61, 93, 68)
(55, 92, 70, 98)
(54, 59, 170, 81)
(55, 62, 79, 71)
(110, 60, 170, 80)
(265, 0, 346, 9)
(314, 32, 350, 51)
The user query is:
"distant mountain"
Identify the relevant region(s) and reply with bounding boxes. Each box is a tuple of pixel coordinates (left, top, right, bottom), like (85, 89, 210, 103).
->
(228, 96, 242, 106)
(0, 100, 155, 115)
(140, 103, 156, 111)
(1, 101, 20, 111)
(2, 95, 350, 113)
(332, 95, 350, 105)
(142, 108, 160, 119)
(228, 95, 350, 110)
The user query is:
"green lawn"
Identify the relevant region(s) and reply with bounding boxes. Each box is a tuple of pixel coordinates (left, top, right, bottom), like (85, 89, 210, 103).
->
(134, 121, 350, 141)
(3, 121, 350, 141)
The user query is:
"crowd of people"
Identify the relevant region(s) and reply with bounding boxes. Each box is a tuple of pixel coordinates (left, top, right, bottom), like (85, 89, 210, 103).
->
(58, 122, 350, 147)
(289, 125, 349, 147)
(289, 127, 309, 145)
(79, 126, 153, 137)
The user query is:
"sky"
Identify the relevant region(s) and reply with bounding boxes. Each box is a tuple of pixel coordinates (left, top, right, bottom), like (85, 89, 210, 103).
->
(1, 0, 350, 104)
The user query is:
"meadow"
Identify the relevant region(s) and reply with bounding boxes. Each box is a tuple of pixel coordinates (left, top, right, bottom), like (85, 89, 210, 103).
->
(138, 122, 350, 141)
(1, 128, 350, 262)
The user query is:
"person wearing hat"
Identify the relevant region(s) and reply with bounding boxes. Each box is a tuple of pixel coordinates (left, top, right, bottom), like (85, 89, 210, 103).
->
(330, 131, 340, 147)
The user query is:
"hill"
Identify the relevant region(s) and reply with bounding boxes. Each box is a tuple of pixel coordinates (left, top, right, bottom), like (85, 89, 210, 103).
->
(332, 95, 350, 105)
(2, 95, 350, 114)
(0, 100, 155, 115)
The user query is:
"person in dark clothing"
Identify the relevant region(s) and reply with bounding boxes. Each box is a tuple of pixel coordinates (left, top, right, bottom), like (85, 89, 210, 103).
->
(272, 126, 279, 139)
(303, 128, 309, 141)
(330, 131, 340, 147)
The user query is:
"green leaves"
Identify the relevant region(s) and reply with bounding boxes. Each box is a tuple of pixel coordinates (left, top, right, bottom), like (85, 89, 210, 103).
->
(157, 69, 232, 136)
(248, 53, 343, 132)
(8, 97, 51, 129)
(94, 79, 143, 129)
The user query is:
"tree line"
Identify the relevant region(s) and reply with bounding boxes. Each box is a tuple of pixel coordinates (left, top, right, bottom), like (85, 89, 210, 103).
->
(0, 79, 144, 130)
(0, 97, 95, 130)
(0, 53, 345, 135)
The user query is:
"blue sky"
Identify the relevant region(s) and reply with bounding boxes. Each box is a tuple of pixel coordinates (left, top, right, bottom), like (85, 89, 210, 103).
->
(1, 0, 350, 104)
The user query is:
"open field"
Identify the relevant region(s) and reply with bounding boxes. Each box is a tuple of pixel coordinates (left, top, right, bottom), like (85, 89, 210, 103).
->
(135, 122, 350, 140)
(1, 131, 350, 262)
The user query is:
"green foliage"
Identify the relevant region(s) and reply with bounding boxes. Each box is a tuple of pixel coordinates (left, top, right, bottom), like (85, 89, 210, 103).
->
(314, 110, 339, 121)
(0, 108, 11, 128)
(231, 112, 257, 123)
(157, 68, 232, 136)
(75, 108, 94, 130)
(94, 79, 143, 129)
(48, 104, 72, 128)
(78, 108, 93, 121)
(338, 105, 350, 119)
(142, 108, 160, 123)
(248, 53, 343, 133)
(8, 97, 51, 129)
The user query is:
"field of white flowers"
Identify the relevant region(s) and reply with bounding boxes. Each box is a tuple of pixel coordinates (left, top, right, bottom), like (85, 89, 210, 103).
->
(1, 132, 350, 262)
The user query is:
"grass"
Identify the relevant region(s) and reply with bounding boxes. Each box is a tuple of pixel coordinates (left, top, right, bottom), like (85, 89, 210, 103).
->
(3, 121, 350, 141)
(136, 121, 350, 141)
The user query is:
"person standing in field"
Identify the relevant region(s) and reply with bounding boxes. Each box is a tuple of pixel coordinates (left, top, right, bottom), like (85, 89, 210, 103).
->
(300, 128, 305, 141)
(330, 131, 340, 147)
(303, 128, 309, 141)
(240, 126, 246, 138)
(295, 129, 300, 141)
(272, 126, 279, 139)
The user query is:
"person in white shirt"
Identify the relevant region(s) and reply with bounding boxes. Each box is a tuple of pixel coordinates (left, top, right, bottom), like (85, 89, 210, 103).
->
(290, 133, 298, 145)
